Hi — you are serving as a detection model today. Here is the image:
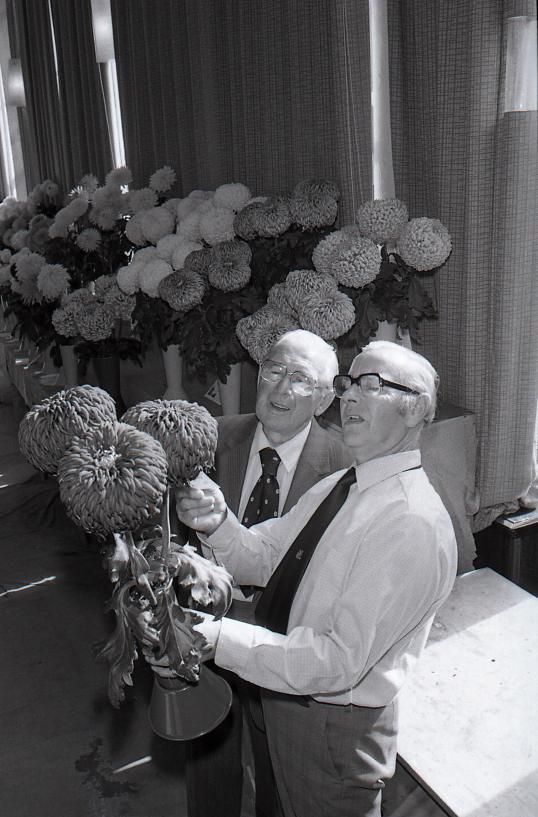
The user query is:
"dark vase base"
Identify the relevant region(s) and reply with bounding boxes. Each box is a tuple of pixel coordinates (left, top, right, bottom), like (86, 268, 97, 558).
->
(92, 355, 127, 418)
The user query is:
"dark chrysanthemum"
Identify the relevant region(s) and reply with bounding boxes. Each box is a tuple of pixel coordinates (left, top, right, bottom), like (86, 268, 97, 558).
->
(298, 290, 356, 340)
(293, 179, 341, 202)
(183, 247, 213, 280)
(331, 236, 381, 288)
(288, 191, 338, 230)
(18, 385, 117, 475)
(284, 269, 337, 311)
(266, 282, 298, 318)
(58, 422, 168, 535)
(396, 217, 452, 271)
(233, 196, 292, 239)
(355, 198, 409, 245)
(121, 400, 218, 485)
(158, 268, 206, 312)
(236, 306, 300, 364)
(207, 239, 252, 292)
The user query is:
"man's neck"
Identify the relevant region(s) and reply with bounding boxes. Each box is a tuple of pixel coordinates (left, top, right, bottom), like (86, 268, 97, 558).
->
(262, 421, 311, 448)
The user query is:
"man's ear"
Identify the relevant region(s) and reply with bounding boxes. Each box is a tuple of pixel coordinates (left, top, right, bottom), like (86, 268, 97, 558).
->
(314, 388, 337, 417)
(404, 393, 429, 427)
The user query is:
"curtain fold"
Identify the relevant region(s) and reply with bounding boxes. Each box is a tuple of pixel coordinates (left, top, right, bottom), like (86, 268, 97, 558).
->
(49, 0, 113, 185)
(388, 0, 538, 525)
(110, 0, 371, 221)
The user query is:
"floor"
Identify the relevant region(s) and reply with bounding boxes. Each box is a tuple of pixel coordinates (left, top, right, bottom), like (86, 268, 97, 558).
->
(0, 372, 254, 817)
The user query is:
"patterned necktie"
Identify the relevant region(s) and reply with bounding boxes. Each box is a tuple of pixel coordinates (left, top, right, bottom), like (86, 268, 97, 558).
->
(242, 447, 281, 527)
(255, 467, 357, 634)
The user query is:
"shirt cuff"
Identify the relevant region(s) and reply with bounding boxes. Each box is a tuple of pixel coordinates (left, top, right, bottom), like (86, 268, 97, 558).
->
(215, 616, 258, 674)
(199, 511, 241, 552)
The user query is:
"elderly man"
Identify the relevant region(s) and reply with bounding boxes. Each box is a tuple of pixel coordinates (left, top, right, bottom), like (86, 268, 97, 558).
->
(171, 340, 457, 817)
(184, 329, 351, 817)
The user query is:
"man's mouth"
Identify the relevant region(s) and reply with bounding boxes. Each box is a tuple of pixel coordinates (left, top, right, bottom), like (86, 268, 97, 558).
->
(343, 414, 364, 425)
(270, 401, 289, 412)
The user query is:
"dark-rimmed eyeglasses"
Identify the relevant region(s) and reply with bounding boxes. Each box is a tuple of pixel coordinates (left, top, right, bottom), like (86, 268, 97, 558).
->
(333, 373, 420, 398)
(260, 359, 318, 397)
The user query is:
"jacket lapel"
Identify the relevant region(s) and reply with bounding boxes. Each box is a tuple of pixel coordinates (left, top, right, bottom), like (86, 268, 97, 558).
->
(216, 414, 258, 515)
(284, 421, 334, 513)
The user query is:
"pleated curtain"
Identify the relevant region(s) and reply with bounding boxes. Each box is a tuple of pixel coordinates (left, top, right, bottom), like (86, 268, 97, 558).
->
(110, 0, 372, 222)
(388, 0, 538, 526)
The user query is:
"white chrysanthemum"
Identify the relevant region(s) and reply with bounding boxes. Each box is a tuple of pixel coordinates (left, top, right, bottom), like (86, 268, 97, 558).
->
(78, 174, 100, 193)
(15, 252, 45, 278)
(396, 217, 452, 271)
(92, 185, 123, 212)
(52, 304, 79, 338)
(332, 236, 381, 288)
(140, 206, 175, 245)
(297, 290, 356, 340)
(285, 269, 337, 310)
(77, 303, 116, 341)
(177, 211, 202, 242)
(128, 187, 158, 214)
(213, 183, 251, 212)
(103, 284, 136, 320)
(149, 165, 176, 192)
(356, 198, 409, 245)
(156, 233, 184, 263)
(138, 258, 173, 297)
(11, 269, 43, 304)
(67, 195, 91, 220)
(93, 274, 117, 299)
(8, 248, 31, 267)
(105, 166, 133, 187)
(10, 230, 29, 250)
(0, 266, 12, 286)
(76, 227, 101, 253)
(0, 249, 12, 264)
(161, 197, 181, 216)
(37, 264, 70, 301)
(194, 197, 214, 215)
(176, 197, 196, 222)
(90, 208, 117, 231)
(42, 180, 60, 198)
(49, 221, 70, 240)
(199, 205, 236, 245)
(236, 306, 300, 364)
(172, 239, 203, 271)
(117, 265, 140, 295)
(124, 213, 146, 246)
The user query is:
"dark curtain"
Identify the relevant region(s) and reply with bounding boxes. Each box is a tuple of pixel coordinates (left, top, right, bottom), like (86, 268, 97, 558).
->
(388, 0, 538, 525)
(50, 0, 113, 185)
(110, 0, 371, 221)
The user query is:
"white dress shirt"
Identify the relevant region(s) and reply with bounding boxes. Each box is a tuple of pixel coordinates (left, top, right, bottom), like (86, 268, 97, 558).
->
(237, 420, 312, 521)
(201, 449, 457, 707)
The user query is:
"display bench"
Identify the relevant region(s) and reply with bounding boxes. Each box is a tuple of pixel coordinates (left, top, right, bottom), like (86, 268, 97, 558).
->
(383, 568, 538, 817)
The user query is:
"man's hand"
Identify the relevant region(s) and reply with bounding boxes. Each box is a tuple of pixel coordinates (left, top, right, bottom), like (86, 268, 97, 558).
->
(141, 610, 222, 677)
(175, 472, 228, 536)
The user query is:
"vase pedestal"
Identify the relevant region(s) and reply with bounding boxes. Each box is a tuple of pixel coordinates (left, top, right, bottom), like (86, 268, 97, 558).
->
(370, 320, 412, 349)
(162, 344, 188, 401)
(59, 344, 79, 389)
(93, 354, 126, 417)
(219, 362, 241, 415)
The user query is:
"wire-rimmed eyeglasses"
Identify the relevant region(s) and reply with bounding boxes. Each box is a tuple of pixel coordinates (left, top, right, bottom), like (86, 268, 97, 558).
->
(333, 373, 420, 398)
(260, 359, 318, 397)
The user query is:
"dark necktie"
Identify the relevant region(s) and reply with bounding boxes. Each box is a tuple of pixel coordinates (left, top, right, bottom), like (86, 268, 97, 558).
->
(255, 467, 357, 634)
(242, 447, 281, 527)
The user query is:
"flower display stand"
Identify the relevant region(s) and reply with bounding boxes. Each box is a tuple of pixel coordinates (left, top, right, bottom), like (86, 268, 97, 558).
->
(161, 344, 188, 400)
(370, 320, 412, 349)
(219, 362, 241, 415)
(93, 354, 126, 417)
(59, 344, 79, 389)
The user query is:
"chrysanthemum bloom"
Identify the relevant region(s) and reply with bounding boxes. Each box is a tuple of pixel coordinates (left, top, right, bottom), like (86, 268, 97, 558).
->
(90, 207, 117, 232)
(117, 265, 140, 295)
(213, 183, 251, 212)
(103, 284, 136, 321)
(106, 166, 133, 187)
(298, 290, 356, 340)
(176, 189, 214, 221)
(289, 190, 338, 230)
(37, 263, 70, 301)
(15, 251, 45, 278)
(171, 239, 204, 271)
(162, 197, 181, 216)
(207, 239, 252, 292)
(156, 233, 185, 263)
(18, 385, 117, 475)
(183, 248, 213, 280)
(177, 211, 203, 243)
(312, 229, 353, 276)
(128, 187, 158, 214)
(76, 227, 102, 253)
(0, 266, 11, 286)
(67, 194, 91, 221)
(77, 303, 116, 341)
(236, 306, 300, 364)
(93, 274, 116, 299)
(0, 248, 12, 263)
(121, 400, 219, 485)
(266, 282, 298, 318)
(52, 305, 78, 339)
(356, 198, 409, 245)
(62, 287, 94, 306)
(48, 221, 69, 240)
(294, 179, 341, 202)
(124, 213, 147, 246)
(79, 174, 100, 193)
(138, 259, 173, 297)
(158, 269, 206, 312)
(42, 180, 60, 198)
(396, 217, 452, 271)
(149, 165, 177, 193)
(199, 205, 236, 245)
(92, 184, 124, 213)
(140, 206, 175, 245)
(234, 196, 292, 239)
(10, 229, 29, 250)
(58, 422, 168, 535)
(332, 236, 381, 288)
(11, 267, 43, 304)
(284, 269, 337, 311)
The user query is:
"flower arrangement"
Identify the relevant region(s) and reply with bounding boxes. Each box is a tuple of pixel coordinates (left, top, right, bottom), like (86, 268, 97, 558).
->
(18, 386, 233, 717)
(236, 198, 452, 365)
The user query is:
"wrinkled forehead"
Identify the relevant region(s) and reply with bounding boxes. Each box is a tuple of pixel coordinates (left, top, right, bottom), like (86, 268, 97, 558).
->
(350, 348, 409, 380)
(269, 338, 324, 377)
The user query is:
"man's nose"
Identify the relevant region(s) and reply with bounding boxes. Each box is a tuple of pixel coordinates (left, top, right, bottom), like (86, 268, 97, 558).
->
(273, 374, 294, 396)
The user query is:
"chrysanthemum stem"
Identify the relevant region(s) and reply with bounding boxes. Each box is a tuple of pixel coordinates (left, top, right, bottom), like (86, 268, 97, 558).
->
(161, 485, 171, 562)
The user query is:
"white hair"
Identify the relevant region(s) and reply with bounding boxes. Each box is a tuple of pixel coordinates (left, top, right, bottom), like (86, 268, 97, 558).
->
(267, 330, 339, 388)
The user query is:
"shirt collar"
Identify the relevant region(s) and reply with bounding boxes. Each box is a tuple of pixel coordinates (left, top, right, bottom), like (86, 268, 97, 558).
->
(354, 449, 422, 493)
(253, 420, 312, 473)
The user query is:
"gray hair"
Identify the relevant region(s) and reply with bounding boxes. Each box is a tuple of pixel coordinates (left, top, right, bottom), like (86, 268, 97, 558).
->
(267, 330, 339, 389)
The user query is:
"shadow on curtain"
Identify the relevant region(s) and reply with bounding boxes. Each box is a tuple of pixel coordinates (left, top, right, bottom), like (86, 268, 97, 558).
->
(110, 0, 371, 222)
(388, 0, 538, 528)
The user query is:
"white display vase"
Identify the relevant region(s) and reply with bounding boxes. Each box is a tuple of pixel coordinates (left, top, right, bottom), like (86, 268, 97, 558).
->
(219, 362, 241, 415)
(60, 344, 79, 388)
(162, 344, 188, 400)
(370, 320, 412, 349)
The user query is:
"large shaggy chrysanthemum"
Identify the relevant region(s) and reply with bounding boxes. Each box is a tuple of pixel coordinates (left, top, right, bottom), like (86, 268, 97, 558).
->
(58, 422, 168, 535)
(124, 213, 147, 246)
(266, 282, 298, 318)
(183, 248, 213, 280)
(158, 269, 206, 312)
(199, 205, 236, 245)
(171, 239, 203, 271)
(288, 180, 340, 230)
(128, 187, 158, 214)
(105, 166, 133, 187)
(312, 228, 361, 276)
(331, 236, 381, 288)
(355, 198, 409, 245)
(149, 165, 176, 193)
(213, 183, 251, 212)
(207, 239, 252, 292)
(138, 259, 173, 297)
(236, 306, 300, 364)
(121, 400, 218, 485)
(18, 385, 117, 475)
(37, 264, 72, 301)
(52, 304, 78, 339)
(297, 290, 356, 340)
(293, 179, 341, 202)
(103, 284, 136, 321)
(396, 217, 452, 271)
(233, 196, 292, 239)
(284, 269, 337, 310)
(140, 206, 175, 245)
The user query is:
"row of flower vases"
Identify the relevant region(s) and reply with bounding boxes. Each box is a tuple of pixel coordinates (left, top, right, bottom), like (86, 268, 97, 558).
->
(161, 344, 241, 414)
